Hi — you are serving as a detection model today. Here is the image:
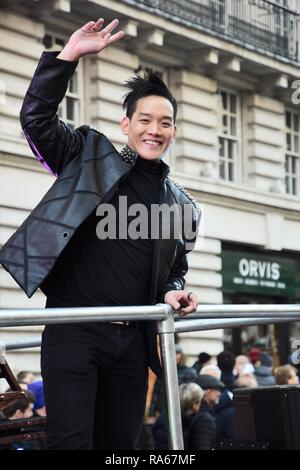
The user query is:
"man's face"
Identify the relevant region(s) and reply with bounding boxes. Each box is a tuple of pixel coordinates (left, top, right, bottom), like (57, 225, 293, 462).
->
(121, 95, 176, 160)
(204, 389, 221, 407)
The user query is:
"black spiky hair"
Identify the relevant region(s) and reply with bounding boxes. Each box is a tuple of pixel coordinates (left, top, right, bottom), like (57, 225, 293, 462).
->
(122, 72, 177, 122)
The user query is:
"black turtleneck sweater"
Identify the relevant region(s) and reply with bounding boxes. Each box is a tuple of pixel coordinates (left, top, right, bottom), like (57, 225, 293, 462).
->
(41, 156, 163, 307)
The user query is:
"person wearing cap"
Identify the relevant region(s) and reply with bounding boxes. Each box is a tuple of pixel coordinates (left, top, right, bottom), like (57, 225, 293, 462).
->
(190, 375, 224, 448)
(194, 374, 225, 409)
(217, 350, 236, 391)
(248, 347, 261, 365)
(153, 382, 216, 450)
(179, 382, 216, 450)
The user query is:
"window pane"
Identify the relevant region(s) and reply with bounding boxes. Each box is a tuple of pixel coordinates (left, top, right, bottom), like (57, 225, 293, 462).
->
(285, 155, 289, 172)
(294, 114, 299, 132)
(292, 177, 297, 195)
(222, 115, 228, 133)
(230, 117, 236, 136)
(294, 135, 299, 153)
(66, 97, 75, 121)
(230, 94, 236, 114)
(221, 91, 227, 110)
(74, 100, 79, 122)
(286, 111, 291, 129)
(285, 175, 289, 193)
(69, 74, 78, 94)
(219, 137, 224, 157)
(286, 133, 291, 151)
(291, 156, 297, 173)
(219, 160, 225, 179)
(228, 140, 235, 160)
(228, 161, 234, 181)
(45, 34, 82, 129)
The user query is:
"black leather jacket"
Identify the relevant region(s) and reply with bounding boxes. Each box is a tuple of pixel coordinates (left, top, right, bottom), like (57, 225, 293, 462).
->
(0, 52, 200, 375)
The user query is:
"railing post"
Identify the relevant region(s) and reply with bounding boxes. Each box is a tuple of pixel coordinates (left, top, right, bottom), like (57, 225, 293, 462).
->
(157, 304, 184, 450)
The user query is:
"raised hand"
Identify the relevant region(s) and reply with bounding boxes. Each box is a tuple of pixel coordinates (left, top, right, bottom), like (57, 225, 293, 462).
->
(57, 18, 125, 61)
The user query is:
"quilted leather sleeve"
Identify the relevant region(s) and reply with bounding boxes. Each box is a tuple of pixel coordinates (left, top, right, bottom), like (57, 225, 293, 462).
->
(20, 51, 88, 176)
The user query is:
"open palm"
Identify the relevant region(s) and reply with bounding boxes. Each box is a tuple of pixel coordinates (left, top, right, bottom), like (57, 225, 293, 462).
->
(68, 18, 124, 58)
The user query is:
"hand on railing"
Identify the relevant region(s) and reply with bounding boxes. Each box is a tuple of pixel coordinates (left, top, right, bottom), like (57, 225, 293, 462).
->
(164, 290, 198, 317)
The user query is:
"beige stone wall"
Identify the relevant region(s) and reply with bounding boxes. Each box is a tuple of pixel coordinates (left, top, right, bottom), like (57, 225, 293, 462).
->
(85, 47, 139, 148)
(180, 235, 223, 364)
(0, 11, 44, 157)
(186, 236, 222, 304)
(169, 70, 218, 177)
(0, 12, 48, 377)
(245, 94, 285, 193)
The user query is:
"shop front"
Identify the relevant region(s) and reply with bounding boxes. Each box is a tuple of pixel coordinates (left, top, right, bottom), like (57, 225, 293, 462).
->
(222, 244, 300, 364)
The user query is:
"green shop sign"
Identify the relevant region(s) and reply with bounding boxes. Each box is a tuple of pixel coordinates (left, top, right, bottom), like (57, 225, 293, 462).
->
(222, 249, 300, 298)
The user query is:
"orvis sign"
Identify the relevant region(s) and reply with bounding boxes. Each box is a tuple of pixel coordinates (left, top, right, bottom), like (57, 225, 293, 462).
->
(222, 249, 300, 298)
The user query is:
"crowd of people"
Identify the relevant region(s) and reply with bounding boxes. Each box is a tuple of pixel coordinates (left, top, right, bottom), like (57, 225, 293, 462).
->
(0, 347, 300, 450)
(144, 346, 300, 450)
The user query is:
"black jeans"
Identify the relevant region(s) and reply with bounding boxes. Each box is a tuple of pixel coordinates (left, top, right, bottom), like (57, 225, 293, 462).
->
(41, 322, 148, 449)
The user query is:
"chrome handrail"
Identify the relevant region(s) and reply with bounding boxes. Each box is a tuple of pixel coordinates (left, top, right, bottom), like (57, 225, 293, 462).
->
(1, 303, 300, 449)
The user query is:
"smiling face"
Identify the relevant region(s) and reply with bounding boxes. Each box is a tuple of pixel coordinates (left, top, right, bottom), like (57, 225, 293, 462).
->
(121, 95, 176, 160)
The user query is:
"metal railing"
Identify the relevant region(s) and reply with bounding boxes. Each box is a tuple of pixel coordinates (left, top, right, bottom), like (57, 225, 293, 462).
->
(122, 0, 299, 61)
(1, 303, 300, 449)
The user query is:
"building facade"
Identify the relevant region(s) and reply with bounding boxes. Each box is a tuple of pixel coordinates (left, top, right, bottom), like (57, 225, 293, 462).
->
(0, 0, 300, 373)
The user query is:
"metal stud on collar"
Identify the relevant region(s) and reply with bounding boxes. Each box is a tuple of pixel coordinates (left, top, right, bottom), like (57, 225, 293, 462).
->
(120, 145, 138, 165)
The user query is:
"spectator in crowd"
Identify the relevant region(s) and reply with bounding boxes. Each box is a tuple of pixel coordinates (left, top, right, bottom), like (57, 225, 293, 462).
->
(217, 351, 236, 391)
(192, 352, 212, 375)
(234, 355, 255, 376)
(274, 364, 299, 385)
(253, 352, 275, 386)
(176, 344, 197, 384)
(16, 371, 36, 390)
(194, 374, 225, 410)
(248, 347, 261, 366)
(180, 382, 216, 450)
(28, 381, 46, 416)
(200, 364, 222, 379)
(234, 373, 258, 389)
(153, 382, 216, 450)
